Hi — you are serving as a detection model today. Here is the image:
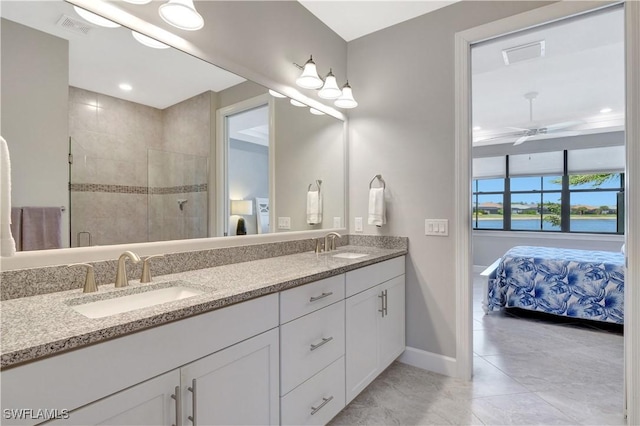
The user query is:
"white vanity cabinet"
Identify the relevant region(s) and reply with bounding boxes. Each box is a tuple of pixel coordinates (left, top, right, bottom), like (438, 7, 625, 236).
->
(279, 275, 346, 426)
(345, 257, 405, 404)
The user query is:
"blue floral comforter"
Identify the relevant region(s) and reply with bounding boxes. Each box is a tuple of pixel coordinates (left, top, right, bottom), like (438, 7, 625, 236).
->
(488, 246, 625, 324)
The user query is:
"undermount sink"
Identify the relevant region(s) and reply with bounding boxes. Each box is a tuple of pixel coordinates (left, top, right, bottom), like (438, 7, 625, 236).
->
(332, 252, 369, 259)
(70, 285, 204, 319)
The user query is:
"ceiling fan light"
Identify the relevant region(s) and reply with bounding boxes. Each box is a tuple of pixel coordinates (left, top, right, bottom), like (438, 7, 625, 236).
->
(334, 82, 358, 109)
(296, 56, 323, 89)
(132, 31, 170, 49)
(159, 0, 204, 31)
(73, 6, 121, 28)
(318, 70, 342, 99)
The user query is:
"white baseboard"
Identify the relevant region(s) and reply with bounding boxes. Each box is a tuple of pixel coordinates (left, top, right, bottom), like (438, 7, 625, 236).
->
(398, 346, 457, 378)
(473, 265, 486, 274)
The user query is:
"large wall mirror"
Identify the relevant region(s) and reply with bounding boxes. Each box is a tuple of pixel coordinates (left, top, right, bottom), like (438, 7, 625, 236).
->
(0, 0, 346, 253)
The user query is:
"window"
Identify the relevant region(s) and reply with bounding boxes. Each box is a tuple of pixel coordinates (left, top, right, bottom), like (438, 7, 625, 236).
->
(472, 149, 625, 234)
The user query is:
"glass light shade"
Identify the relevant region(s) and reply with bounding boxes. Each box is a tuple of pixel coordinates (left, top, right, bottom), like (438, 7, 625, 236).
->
(132, 31, 170, 49)
(159, 0, 204, 31)
(122, 0, 153, 3)
(334, 82, 358, 109)
(268, 89, 286, 98)
(290, 99, 307, 107)
(230, 200, 253, 215)
(73, 6, 121, 28)
(296, 57, 323, 89)
(310, 108, 325, 116)
(318, 71, 341, 99)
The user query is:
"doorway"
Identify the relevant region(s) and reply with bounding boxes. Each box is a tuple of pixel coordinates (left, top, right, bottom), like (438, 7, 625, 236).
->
(455, 2, 640, 423)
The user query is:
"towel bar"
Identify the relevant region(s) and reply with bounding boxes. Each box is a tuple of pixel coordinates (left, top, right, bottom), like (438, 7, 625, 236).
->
(369, 174, 386, 189)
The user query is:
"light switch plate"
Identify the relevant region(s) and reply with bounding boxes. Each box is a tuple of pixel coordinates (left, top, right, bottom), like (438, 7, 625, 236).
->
(355, 217, 363, 232)
(425, 219, 448, 236)
(278, 217, 291, 230)
(333, 217, 341, 228)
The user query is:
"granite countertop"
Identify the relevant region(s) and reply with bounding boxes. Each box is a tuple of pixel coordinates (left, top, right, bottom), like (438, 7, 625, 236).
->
(0, 245, 406, 369)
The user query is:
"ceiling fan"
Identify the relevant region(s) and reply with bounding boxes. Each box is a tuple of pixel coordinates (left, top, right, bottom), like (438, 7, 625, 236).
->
(480, 91, 582, 146)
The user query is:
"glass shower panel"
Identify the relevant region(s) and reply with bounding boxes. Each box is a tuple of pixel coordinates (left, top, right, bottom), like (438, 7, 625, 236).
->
(147, 149, 209, 242)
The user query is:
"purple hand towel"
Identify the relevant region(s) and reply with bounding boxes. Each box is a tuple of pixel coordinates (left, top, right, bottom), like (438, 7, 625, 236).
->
(21, 207, 62, 251)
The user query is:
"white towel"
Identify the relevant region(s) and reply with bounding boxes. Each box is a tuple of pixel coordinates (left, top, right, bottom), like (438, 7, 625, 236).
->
(307, 190, 323, 225)
(1, 136, 16, 256)
(368, 187, 386, 227)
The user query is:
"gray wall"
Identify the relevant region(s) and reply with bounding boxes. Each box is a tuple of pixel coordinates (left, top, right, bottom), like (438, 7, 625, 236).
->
(1, 19, 70, 247)
(347, 1, 552, 358)
(274, 98, 345, 231)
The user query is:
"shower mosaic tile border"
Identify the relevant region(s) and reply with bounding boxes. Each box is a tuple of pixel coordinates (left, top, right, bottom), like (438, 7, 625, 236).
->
(70, 183, 208, 195)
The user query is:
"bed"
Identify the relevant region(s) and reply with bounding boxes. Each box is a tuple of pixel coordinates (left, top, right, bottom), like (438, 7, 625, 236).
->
(485, 246, 625, 324)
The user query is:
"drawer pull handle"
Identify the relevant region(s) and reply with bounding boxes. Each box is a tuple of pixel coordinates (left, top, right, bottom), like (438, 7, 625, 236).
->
(310, 292, 333, 302)
(188, 378, 197, 424)
(310, 336, 333, 351)
(171, 385, 181, 426)
(311, 395, 334, 415)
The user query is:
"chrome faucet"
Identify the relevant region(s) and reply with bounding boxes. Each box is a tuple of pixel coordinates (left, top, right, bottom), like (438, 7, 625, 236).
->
(324, 232, 342, 252)
(115, 251, 141, 288)
(68, 263, 98, 293)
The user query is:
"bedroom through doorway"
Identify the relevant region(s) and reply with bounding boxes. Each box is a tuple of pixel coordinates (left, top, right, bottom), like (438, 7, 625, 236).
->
(469, 5, 626, 423)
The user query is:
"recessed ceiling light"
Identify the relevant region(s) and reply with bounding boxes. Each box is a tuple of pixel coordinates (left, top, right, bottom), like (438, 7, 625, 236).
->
(600, 107, 613, 114)
(310, 108, 325, 115)
(473, 126, 482, 131)
(268, 89, 286, 98)
(290, 99, 306, 107)
(119, 83, 133, 91)
(132, 31, 170, 49)
(159, 0, 204, 31)
(73, 6, 121, 28)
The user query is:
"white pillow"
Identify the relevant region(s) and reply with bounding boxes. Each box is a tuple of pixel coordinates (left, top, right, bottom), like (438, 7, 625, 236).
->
(621, 244, 626, 255)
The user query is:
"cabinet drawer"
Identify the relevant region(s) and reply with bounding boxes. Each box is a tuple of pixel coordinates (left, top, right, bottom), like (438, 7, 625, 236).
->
(345, 256, 404, 297)
(280, 300, 345, 395)
(281, 357, 346, 426)
(280, 274, 345, 324)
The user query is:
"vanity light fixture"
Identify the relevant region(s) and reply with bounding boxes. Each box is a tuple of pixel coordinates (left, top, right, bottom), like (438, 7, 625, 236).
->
(309, 108, 325, 116)
(159, 0, 204, 31)
(334, 81, 358, 109)
(295, 56, 323, 89)
(318, 69, 342, 99)
(290, 99, 307, 108)
(119, 83, 133, 91)
(73, 6, 121, 28)
(268, 89, 287, 98)
(132, 31, 170, 49)
(122, 0, 153, 4)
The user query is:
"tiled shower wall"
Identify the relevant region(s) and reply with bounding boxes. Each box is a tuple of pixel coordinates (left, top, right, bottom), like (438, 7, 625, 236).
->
(69, 87, 211, 247)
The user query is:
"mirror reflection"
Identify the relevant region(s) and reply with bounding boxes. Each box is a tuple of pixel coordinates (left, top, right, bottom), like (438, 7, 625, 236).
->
(0, 1, 345, 250)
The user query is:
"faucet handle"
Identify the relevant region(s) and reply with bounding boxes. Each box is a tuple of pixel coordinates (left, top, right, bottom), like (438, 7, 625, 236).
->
(68, 263, 97, 293)
(314, 238, 324, 254)
(141, 255, 164, 283)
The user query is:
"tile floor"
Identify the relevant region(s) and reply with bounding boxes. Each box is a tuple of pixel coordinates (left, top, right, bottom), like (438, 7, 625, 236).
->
(330, 274, 625, 425)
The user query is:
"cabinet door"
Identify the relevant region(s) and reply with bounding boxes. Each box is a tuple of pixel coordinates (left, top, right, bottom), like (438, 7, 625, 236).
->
(379, 275, 406, 370)
(180, 328, 279, 426)
(345, 284, 382, 404)
(49, 370, 180, 426)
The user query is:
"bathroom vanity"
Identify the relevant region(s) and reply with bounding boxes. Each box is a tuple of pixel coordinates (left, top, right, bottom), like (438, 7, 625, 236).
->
(0, 246, 406, 426)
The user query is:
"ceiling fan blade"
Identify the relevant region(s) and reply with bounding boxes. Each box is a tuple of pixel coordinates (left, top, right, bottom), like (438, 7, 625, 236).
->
(506, 126, 530, 132)
(545, 120, 583, 131)
(544, 130, 581, 138)
(513, 135, 529, 146)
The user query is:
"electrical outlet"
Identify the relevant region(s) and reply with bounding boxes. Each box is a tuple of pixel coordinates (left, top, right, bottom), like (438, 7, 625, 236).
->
(425, 219, 448, 236)
(278, 217, 291, 230)
(355, 217, 363, 232)
(333, 217, 341, 228)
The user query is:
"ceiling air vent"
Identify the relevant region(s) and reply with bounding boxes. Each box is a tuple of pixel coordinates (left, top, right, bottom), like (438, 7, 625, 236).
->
(502, 40, 545, 65)
(56, 14, 93, 36)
